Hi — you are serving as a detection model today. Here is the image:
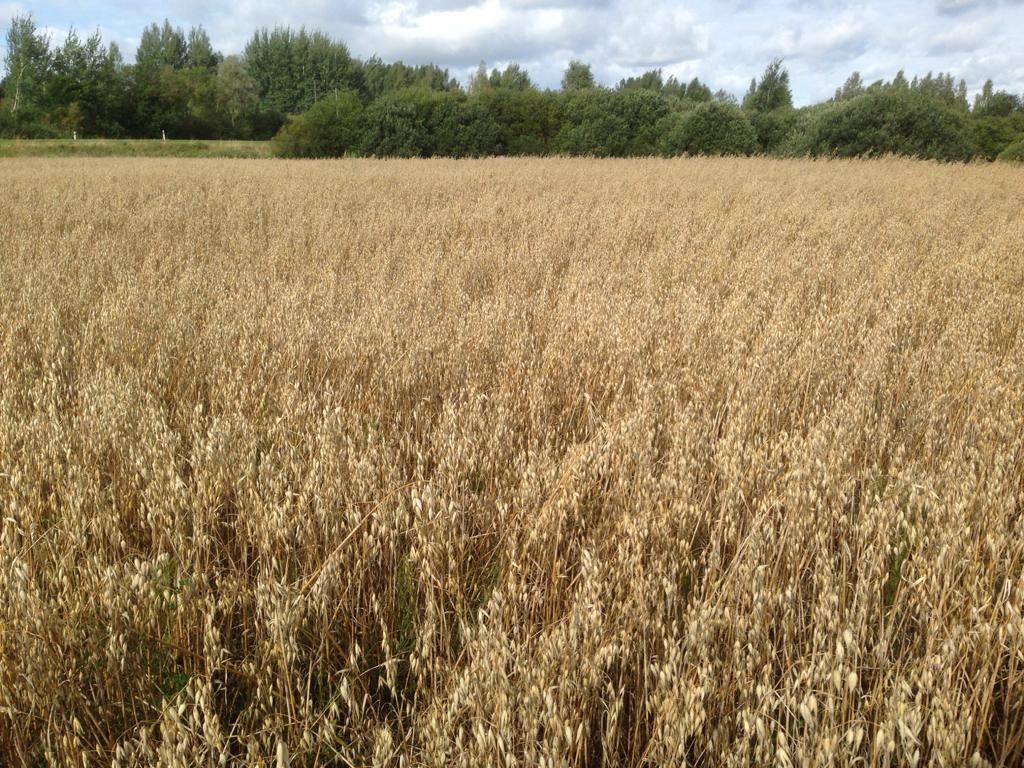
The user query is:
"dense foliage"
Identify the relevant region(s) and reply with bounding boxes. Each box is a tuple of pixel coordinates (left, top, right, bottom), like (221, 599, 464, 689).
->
(796, 90, 976, 161)
(2, 13, 1023, 159)
(656, 101, 758, 157)
(999, 137, 1024, 161)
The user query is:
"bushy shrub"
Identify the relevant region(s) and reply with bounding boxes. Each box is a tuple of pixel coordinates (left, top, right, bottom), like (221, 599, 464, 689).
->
(422, 95, 501, 157)
(997, 136, 1024, 161)
(270, 90, 364, 158)
(357, 88, 500, 158)
(555, 110, 629, 157)
(555, 88, 669, 156)
(358, 88, 442, 157)
(972, 116, 1023, 160)
(774, 104, 832, 157)
(657, 101, 757, 156)
(0, 106, 64, 139)
(471, 89, 563, 155)
(0, 106, 14, 138)
(748, 108, 797, 153)
(801, 90, 973, 161)
(251, 108, 286, 140)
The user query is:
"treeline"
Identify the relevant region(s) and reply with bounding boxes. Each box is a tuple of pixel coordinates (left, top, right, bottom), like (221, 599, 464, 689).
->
(274, 60, 1024, 161)
(2, 14, 1023, 161)
(0, 17, 367, 139)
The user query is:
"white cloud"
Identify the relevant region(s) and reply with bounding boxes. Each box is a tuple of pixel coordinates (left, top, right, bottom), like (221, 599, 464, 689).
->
(925, 18, 992, 55)
(936, 0, 982, 12)
(3, 0, 1023, 103)
(604, 0, 711, 68)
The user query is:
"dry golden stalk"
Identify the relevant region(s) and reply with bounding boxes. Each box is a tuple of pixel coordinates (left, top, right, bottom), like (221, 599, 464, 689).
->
(0, 156, 1022, 767)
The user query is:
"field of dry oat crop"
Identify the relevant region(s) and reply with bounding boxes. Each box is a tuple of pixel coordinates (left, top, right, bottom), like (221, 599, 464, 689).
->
(1, 156, 1022, 767)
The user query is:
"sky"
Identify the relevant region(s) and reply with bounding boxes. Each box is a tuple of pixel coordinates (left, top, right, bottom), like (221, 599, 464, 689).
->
(2, 0, 1023, 104)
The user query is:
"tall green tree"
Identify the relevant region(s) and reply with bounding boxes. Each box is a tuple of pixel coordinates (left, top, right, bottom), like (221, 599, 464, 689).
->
(216, 55, 259, 133)
(136, 20, 187, 70)
(360, 57, 457, 101)
(186, 26, 220, 70)
(495, 63, 533, 91)
(973, 79, 1020, 117)
(2, 14, 52, 121)
(469, 61, 491, 94)
(907, 71, 968, 110)
(743, 58, 793, 112)
(742, 59, 795, 153)
(244, 27, 360, 114)
(131, 21, 192, 136)
(617, 69, 663, 93)
(561, 60, 595, 90)
(835, 72, 865, 101)
(685, 78, 713, 102)
(475, 62, 534, 91)
(47, 29, 125, 135)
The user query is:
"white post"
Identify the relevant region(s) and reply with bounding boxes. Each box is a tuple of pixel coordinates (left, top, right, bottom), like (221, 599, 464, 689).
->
(72, 131, 77, 141)
(162, 129, 166, 141)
